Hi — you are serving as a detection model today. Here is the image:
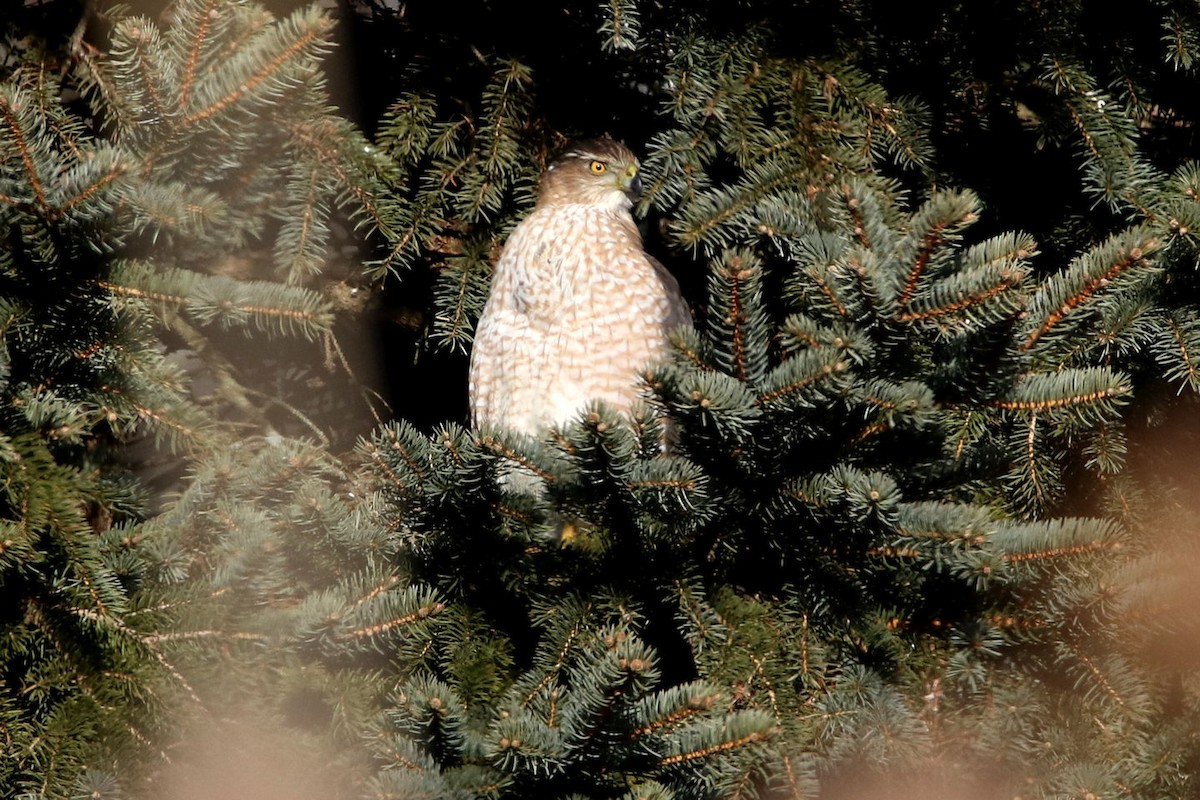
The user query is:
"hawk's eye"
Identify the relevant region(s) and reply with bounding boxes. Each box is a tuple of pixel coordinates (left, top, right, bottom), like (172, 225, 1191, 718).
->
(589, 160, 607, 174)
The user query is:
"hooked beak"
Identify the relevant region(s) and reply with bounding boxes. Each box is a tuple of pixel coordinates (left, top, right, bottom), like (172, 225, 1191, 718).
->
(623, 167, 643, 198)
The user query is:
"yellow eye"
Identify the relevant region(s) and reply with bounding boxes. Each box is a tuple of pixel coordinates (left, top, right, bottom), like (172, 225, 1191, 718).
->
(589, 160, 607, 174)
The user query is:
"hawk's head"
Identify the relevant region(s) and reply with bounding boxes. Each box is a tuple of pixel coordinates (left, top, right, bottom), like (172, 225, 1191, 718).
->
(538, 138, 642, 211)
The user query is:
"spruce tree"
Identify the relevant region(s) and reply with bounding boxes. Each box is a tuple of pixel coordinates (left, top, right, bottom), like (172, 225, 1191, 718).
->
(350, 1, 1200, 797)
(0, 1, 387, 795)
(3, 1, 1200, 799)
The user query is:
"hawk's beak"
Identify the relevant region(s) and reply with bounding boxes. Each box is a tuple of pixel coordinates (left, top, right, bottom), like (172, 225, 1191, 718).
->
(625, 169, 643, 198)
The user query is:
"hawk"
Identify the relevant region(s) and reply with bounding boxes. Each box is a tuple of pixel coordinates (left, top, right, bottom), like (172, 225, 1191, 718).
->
(469, 138, 690, 440)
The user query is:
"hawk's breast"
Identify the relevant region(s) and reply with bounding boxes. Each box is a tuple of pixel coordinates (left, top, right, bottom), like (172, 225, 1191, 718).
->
(469, 204, 685, 436)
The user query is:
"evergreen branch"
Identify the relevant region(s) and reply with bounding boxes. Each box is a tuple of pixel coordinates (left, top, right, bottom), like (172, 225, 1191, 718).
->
(626, 477, 700, 491)
(992, 387, 1124, 412)
(275, 160, 324, 281)
(215, 6, 275, 69)
(1163, 14, 1196, 69)
(1001, 540, 1117, 562)
(868, 102, 928, 170)
(367, 423, 427, 488)
(291, 119, 394, 243)
(77, 36, 124, 123)
(96, 281, 177, 306)
(797, 614, 812, 687)
(966, 231, 1039, 270)
(780, 315, 821, 349)
(841, 186, 872, 248)
(34, 72, 86, 161)
(862, 545, 923, 559)
(897, 221, 948, 308)
(102, 263, 335, 338)
(725, 765, 759, 800)
(1155, 310, 1200, 390)
(748, 652, 781, 718)
(639, 129, 710, 211)
(851, 421, 889, 443)
(481, 61, 530, 174)
(122, 182, 228, 233)
(994, 516, 1121, 563)
(376, 743, 426, 772)
(725, 261, 749, 381)
(376, 218, 422, 275)
(72, 607, 203, 704)
(1063, 94, 1104, 164)
(755, 351, 845, 405)
(49, 159, 126, 221)
(674, 581, 729, 654)
(811, 270, 850, 317)
(948, 409, 986, 461)
(986, 612, 1044, 631)
(562, 646, 654, 755)
(523, 617, 588, 708)
(1022, 243, 1154, 350)
(629, 689, 721, 739)
(431, 245, 491, 351)
(63, 540, 120, 619)
(0, 90, 48, 209)
(1061, 644, 1135, 716)
(1022, 412, 1046, 512)
(177, 0, 223, 109)
(100, 383, 201, 442)
(896, 523, 987, 545)
(215, 300, 323, 324)
(493, 499, 538, 528)
(181, 22, 324, 126)
(896, 272, 1020, 322)
(674, 163, 811, 249)
(860, 392, 899, 411)
(668, 328, 712, 371)
(659, 728, 772, 766)
(779, 754, 816, 800)
(131, 28, 168, 124)
(342, 600, 446, 640)
(477, 433, 556, 483)
(242, 386, 331, 448)
(842, 251, 885, 317)
(781, 477, 831, 509)
(439, 260, 476, 347)
(437, 427, 467, 468)
(600, 0, 642, 52)
(349, 573, 402, 609)
(140, 629, 270, 644)
(0, 191, 33, 212)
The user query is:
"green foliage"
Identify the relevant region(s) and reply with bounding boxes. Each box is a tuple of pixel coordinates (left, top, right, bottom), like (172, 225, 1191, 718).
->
(370, 58, 541, 351)
(3, 0, 1200, 798)
(84, 0, 376, 272)
(120, 436, 424, 799)
(349, 170, 1184, 793)
(353, 177, 1196, 792)
(0, 67, 204, 800)
(0, 0, 388, 795)
(343, 1, 1200, 793)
